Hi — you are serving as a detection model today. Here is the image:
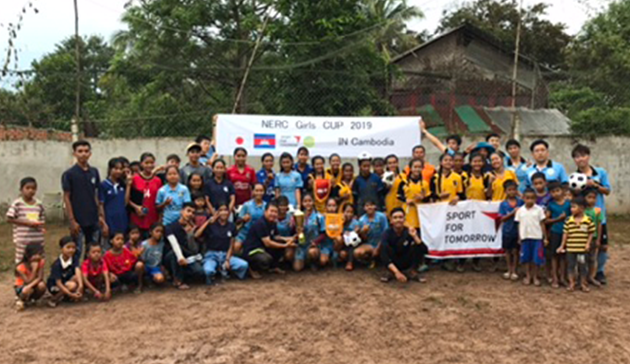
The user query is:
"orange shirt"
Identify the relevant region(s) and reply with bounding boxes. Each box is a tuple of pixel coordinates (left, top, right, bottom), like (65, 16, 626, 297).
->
(404, 163, 436, 184)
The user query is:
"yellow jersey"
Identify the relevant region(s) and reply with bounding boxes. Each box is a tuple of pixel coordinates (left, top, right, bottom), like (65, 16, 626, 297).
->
(430, 171, 464, 202)
(491, 169, 517, 201)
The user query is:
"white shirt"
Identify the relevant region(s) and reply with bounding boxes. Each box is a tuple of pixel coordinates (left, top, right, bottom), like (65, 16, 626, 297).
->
(515, 204, 546, 240)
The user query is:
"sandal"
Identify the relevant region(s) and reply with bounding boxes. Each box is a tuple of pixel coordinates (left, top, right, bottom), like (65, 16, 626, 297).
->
(502, 272, 511, 280)
(510, 273, 519, 281)
(345, 262, 354, 272)
(533, 278, 541, 287)
(581, 285, 590, 293)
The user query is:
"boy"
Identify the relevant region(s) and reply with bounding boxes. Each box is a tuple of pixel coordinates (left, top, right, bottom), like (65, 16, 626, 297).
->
(372, 158, 385, 178)
(164, 203, 205, 290)
(420, 119, 462, 156)
(180, 143, 213, 184)
(499, 180, 523, 281)
(47, 236, 83, 307)
(531, 172, 551, 207)
(104, 232, 145, 293)
(545, 181, 571, 288)
(196, 134, 216, 166)
(156, 154, 181, 184)
(61, 140, 108, 260)
(357, 200, 389, 267)
(82, 244, 112, 301)
(515, 188, 547, 286)
(380, 208, 427, 283)
(485, 133, 505, 158)
(571, 144, 611, 285)
(557, 197, 596, 292)
(584, 188, 602, 287)
(6, 177, 45, 264)
(353, 153, 385, 216)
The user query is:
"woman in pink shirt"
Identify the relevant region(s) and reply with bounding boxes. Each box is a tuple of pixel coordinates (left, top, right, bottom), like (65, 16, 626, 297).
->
(226, 147, 257, 207)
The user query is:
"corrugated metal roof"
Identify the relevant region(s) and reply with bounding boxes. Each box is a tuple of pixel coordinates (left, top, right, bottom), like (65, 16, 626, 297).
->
(483, 107, 571, 136)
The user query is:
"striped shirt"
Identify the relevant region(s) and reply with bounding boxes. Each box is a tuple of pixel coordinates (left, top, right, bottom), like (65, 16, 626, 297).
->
(563, 215, 596, 253)
(6, 198, 45, 263)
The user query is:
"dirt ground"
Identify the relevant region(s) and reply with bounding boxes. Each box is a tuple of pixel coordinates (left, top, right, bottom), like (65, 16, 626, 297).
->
(0, 219, 629, 364)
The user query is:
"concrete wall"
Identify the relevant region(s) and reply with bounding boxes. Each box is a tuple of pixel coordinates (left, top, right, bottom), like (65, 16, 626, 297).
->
(1, 135, 629, 221)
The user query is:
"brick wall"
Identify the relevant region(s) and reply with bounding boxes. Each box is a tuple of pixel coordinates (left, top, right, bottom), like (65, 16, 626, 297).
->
(0, 125, 72, 142)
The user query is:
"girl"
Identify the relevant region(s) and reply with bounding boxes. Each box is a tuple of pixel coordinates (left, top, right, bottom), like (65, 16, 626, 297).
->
(321, 198, 343, 268)
(505, 139, 530, 193)
(126, 225, 143, 257)
(398, 159, 430, 233)
(235, 184, 267, 255)
(336, 204, 360, 271)
(81, 244, 112, 301)
(294, 194, 325, 272)
(128, 152, 162, 236)
(372, 158, 385, 177)
(357, 199, 389, 268)
(453, 152, 466, 175)
(295, 146, 314, 191)
(14, 244, 47, 311)
(276, 196, 296, 238)
(326, 153, 342, 186)
(384, 154, 404, 215)
(104, 232, 145, 293)
(6, 177, 45, 264)
(226, 147, 257, 207)
(187, 173, 205, 197)
(464, 153, 492, 201)
(47, 236, 83, 307)
(275, 152, 303, 209)
(156, 165, 192, 226)
(192, 192, 211, 228)
(490, 152, 517, 201)
(308, 155, 332, 214)
(100, 158, 129, 235)
(119, 156, 132, 182)
(206, 159, 236, 215)
(140, 223, 166, 285)
(257, 153, 276, 203)
(332, 163, 355, 213)
(430, 153, 464, 205)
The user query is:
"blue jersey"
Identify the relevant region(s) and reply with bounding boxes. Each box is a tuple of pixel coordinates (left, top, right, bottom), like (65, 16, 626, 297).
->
(582, 166, 611, 224)
(359, 212, 389, 247)
(547, 199, 571, 234)
(277, 213, 295, 237)
(98, 179, 128, 234)
(256, 169, 276, 203)
(294, 163, 314, 191)
(499, 198, 524, 238)
(525, 160, 568, 188)
(344, 218, 360, 233)
(275, 171, 303, 207)
(237, 199, 266, 241)
(506, 156, 529, 193)
(304, 211, 325, 243)
(156, 183, 191, 225)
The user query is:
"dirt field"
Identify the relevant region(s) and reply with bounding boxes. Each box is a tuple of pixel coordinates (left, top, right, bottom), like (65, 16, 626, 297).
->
(1, 219, 629, 364)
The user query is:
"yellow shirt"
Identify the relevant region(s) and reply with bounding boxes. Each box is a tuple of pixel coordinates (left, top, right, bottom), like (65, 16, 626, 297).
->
(430, 171, 464, 202)
(336, 179, 354, 213)
(399, 176, 430, 228)
(325, 168, 342, 187)
(385, 173, 405, 216)
(464, 172, 491, 201)
(491, 169, 517, 201)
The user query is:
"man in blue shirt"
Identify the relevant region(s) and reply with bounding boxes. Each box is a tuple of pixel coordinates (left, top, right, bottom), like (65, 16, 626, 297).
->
(525, 139, 568, 188)
(353, 153, 385, 216)
(572, 144, 612, 284)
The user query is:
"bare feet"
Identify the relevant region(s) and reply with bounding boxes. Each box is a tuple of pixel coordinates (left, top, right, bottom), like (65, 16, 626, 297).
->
(522, 277, 531, 286)
(250, 269, 262, 280)
(533, 278, 541, 287)
(345, 261, 354, 271)
(270, 267, 286, 275)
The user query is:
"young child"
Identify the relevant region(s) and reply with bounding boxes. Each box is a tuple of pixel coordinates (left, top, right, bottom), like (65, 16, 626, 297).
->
(192, 192, 211, 228)
(337, 203, 361, 271)
(357, 199, 389, 268)
(584, 188, 602, 287)
(463, 153, 492, 202)
(47, 236, 83, 307)
(14, 244, 47, 311)
(156, 165, 192, 226)
(130, 161, 141, 175)
(515, 188, 547, 286)
(6, 177, 45, 264)
(126, 225, 143, 257)
(100, 158, 128, 236)
(453, 152, 466, 175)
(309, 155, 333, 213)
(499, 180, 524, 281)
(321, 198, 343, 267)
(140, 223, 166, 285)
(332, 163, 355, 213)
(275, 196, 296, 238)
(531, 172, 551, 207)
(372, 157, 385, 178)
(545, 181, 571, 288)
(129, 152, 163, 236)
(235, 184, 267, 255)
(104, 232, 145, 293)
(557, 197, 596, 292)
(293, 194, 325, 272)
(353, 155, 385, 216)
(156, 154, 181, 184)
(275, 153, 303, 209)
(257, 153, 276, 203)
(82, 244, 112, 301)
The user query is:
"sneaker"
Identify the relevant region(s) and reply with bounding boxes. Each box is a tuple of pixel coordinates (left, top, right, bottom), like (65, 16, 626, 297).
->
(418, 264, 429, 273)
(595, 272, 607, 285)
(456, 264, 465, 273)
(380, 272, 393, 283)
(15, 300, 25, 312)
(502, 272, 511, 280)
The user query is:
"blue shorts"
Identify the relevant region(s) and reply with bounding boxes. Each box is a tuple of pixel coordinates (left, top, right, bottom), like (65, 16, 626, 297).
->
(520, 239, 545, 266)
(145, 266, 163, 278)
(502, 235, 519, 251)
(295, 244, 310, 262)
(320, 239, 334, 257)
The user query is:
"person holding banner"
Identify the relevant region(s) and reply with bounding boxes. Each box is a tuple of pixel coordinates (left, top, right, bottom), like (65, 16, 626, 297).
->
(226, 148, 257, 207)
(429, 154, 465, 205)
(463, 153, 492, 202)
(308, 156, 333, 214)
(275, 153, 303, 210)
(380, 208, 427, 283)
(326, 154, 342, 186)
(331, 163, 355, 213)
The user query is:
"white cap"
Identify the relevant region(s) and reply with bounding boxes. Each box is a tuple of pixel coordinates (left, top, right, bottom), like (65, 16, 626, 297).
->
(357, 151, 372, 161)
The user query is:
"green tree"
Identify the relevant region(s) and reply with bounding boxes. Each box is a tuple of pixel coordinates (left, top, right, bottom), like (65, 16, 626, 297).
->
(437, 0, 571, 69)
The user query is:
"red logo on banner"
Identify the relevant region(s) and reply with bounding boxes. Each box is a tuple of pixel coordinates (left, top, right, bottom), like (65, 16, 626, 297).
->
(236, 137, 244, 145)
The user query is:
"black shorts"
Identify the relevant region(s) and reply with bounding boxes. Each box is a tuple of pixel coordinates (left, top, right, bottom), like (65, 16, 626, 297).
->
(600, 224, 608, 246)
(546, 232, 563, 257)
(115, 271, 138, 286)
(502, 235, 519, 251)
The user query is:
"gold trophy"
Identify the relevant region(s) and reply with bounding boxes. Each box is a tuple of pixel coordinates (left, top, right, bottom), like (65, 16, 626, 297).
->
(293, 209, 306, 245)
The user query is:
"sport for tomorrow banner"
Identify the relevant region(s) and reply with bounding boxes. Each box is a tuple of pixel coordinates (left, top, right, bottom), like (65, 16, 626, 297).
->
(215, 114, 421, 157)
(419, 200, 504, 259)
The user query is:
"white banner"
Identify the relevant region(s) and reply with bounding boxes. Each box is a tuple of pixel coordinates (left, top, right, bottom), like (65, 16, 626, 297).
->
(419, 201, 504, 259)
(215, 114, 421, 157)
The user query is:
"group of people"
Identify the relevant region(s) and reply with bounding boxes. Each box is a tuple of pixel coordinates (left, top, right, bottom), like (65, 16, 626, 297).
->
(7, 120, 612, 311)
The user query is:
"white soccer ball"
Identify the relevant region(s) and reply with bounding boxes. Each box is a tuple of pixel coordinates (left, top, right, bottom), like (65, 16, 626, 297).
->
(569, 173, 588, 191)
(344, 231, 362, 248)
(382, 171, 395, 187)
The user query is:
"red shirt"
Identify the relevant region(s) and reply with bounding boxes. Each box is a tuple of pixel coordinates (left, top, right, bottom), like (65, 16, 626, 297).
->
(81, 259, 108, 279)
(130, 174, 162, 230)
(103, 247, 137, 275)
(226, 165, 257, 206)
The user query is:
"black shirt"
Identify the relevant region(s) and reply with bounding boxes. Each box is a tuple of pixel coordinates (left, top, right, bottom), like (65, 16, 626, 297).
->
(243, 218, 277, 255)
(381, 227, 416, 265)
(61, 164, 101, 227)
(203, 221, 237, 253)
(204, 178, 236, 209)
(47, 256, 78, 286)
(165, 221, 196, 257)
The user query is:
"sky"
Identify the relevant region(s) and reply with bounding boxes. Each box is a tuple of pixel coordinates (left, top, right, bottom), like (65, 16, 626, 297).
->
(0, 0, 608, 86)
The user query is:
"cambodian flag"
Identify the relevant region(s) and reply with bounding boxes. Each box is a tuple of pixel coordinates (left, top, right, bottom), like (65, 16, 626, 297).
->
(254, 134, 276, 149)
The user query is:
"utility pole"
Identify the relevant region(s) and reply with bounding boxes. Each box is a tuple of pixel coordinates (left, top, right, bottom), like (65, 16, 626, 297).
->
(232, 16, 269, 114)
(510, 0, 523, 141)
(71, 0, 80, 141)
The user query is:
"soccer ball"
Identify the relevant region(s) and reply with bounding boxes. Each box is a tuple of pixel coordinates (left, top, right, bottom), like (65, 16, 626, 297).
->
(569, 173, 588, 191)
(382, 171, 396, 187)
(344, 231, 362, 248)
